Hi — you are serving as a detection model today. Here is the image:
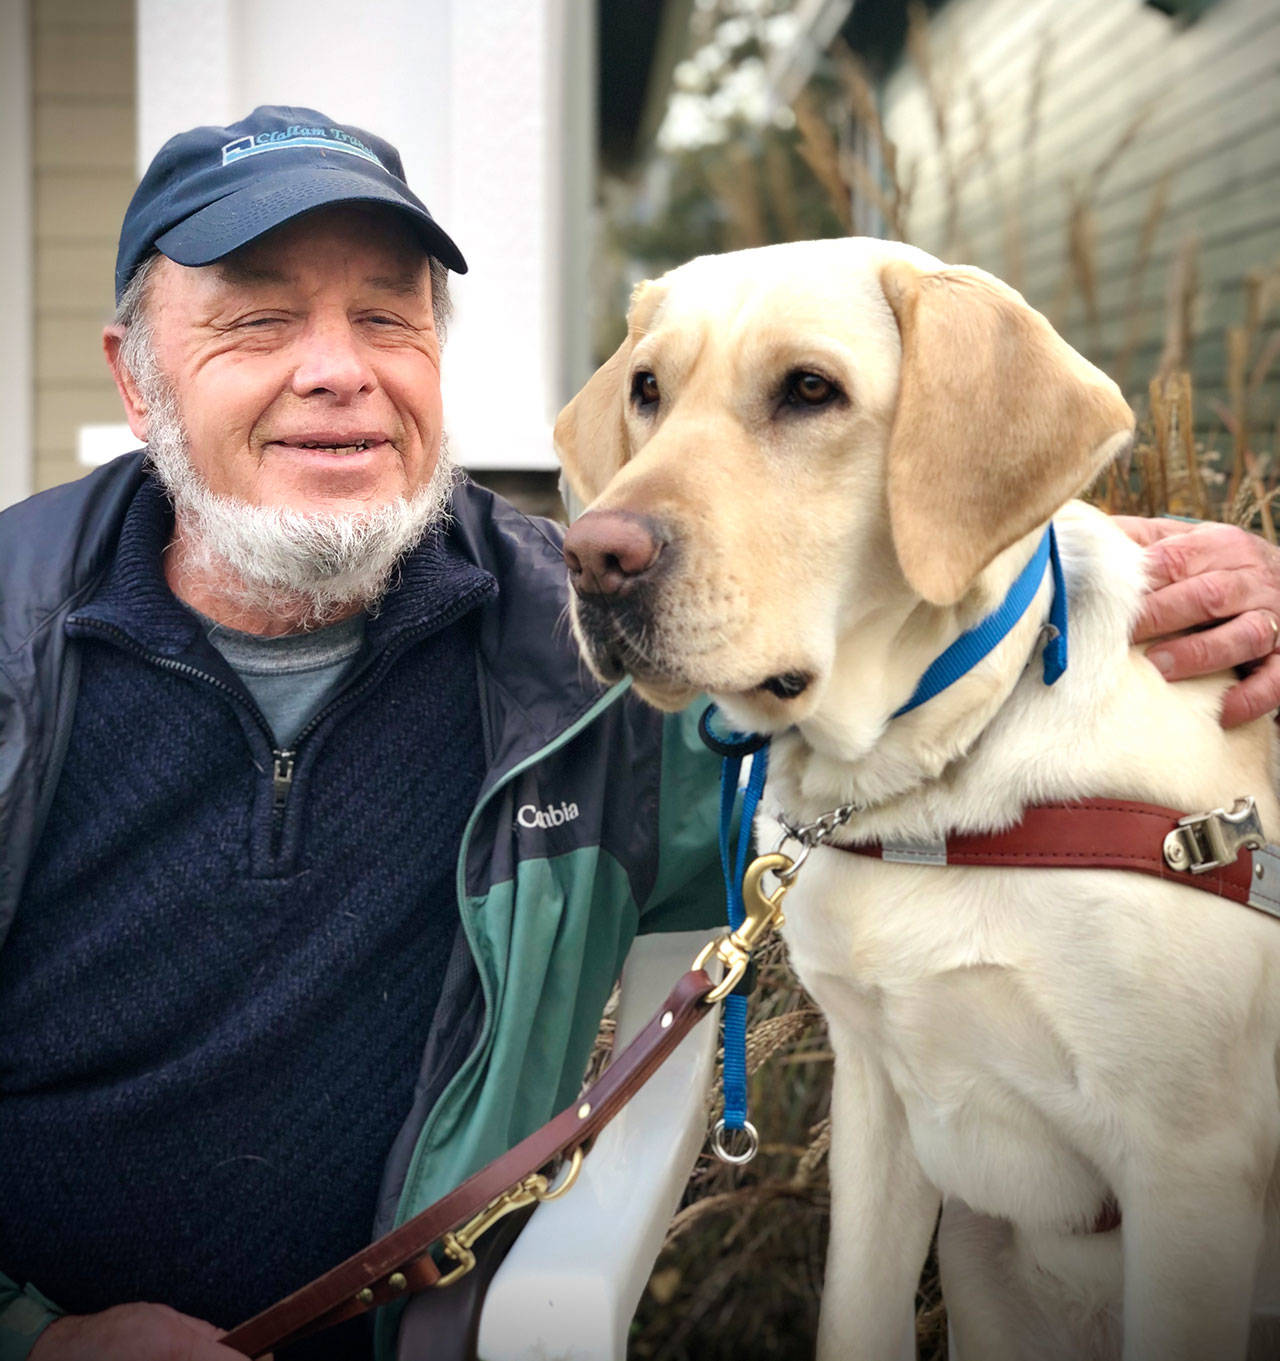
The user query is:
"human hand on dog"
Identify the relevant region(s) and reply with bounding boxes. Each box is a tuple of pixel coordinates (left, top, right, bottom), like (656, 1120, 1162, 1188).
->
(29, 1303, 269, 1361)
(1117, 516, 1280, 727)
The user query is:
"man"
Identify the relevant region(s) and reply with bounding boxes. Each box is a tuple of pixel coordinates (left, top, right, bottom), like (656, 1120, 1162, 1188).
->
(0, 107, 725, 1361)
(3, 103, 1279, 1361)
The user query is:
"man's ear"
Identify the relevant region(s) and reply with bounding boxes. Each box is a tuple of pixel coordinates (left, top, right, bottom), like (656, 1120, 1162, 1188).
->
(103, 326, 151, 443)
(879, 258, 1135, 606)
(554, 279, 667, 506)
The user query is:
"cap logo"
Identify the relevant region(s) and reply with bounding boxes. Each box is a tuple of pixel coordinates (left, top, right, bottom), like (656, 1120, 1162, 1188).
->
(221, 125, 382, 168)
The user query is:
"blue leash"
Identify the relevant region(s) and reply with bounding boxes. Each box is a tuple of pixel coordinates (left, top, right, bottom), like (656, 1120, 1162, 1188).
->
(697, 706, 770, 1146)
(698, 523, 1068, 1160)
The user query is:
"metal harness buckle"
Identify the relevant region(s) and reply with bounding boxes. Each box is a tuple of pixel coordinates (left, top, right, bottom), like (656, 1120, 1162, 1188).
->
(1162, 797, 1264, 875)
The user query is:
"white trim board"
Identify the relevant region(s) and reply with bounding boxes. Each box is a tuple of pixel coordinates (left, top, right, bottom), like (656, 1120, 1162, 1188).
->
(78, 424, 141, 468)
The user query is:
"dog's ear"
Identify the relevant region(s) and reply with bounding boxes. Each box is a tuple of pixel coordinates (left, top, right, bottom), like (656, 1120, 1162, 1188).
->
(554, 280, 667, 505)
(879, 258, 1134, 606)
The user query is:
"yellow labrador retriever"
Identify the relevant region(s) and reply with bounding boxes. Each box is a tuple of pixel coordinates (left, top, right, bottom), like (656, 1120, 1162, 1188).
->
(555, 238, 1280, 1361)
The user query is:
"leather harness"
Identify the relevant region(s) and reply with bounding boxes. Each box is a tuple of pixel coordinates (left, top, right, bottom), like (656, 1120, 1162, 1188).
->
(831, 795, 1280, 923)
(221, 794, 1277, 1355)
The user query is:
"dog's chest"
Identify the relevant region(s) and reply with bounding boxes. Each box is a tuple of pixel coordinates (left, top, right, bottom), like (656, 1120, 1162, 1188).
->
(779, 851, 1124, 1224)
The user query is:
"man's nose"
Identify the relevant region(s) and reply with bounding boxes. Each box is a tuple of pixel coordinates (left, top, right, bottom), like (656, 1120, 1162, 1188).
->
(290, 318, 377, 400)
(563, 511, 666, 598)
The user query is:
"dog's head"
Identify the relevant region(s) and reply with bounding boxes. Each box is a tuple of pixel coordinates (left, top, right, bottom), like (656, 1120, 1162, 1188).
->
(557, 239, 1134, 724)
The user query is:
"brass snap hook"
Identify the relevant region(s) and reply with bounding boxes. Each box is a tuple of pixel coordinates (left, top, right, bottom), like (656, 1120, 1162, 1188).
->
(693, 851, 795, 1004)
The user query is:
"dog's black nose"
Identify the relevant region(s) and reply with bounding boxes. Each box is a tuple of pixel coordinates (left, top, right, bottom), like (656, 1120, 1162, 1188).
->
(563, 511, 665, 597)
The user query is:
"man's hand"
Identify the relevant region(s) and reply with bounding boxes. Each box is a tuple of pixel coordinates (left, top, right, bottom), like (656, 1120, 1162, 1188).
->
(29, 1303, 267, 1361)
(1116, 516, 1280, 728)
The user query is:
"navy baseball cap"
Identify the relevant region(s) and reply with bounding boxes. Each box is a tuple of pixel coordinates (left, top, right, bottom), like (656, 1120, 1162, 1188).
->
(115, 104, 467, 302)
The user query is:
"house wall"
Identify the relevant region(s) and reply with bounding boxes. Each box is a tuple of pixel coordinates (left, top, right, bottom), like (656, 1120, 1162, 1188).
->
(878, 0, 1280, 423)
(30, 0, 137, 493)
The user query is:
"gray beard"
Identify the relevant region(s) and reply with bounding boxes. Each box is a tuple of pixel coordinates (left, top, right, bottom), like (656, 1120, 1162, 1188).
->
(141, 371, 456, 629)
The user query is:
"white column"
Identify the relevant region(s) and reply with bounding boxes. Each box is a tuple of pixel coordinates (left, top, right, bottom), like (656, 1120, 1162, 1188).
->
(439, 0, 566, 469)
(136, 0, 238, 169)
(1, 0, 33, 508)
(555, 0, 595, 401)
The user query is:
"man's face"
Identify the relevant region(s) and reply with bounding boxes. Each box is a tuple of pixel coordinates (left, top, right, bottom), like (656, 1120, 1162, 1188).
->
(135, 205, 443, 517)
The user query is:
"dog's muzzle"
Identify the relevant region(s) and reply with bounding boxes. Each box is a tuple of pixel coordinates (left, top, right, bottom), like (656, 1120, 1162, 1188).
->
(563, 510, 676, 680)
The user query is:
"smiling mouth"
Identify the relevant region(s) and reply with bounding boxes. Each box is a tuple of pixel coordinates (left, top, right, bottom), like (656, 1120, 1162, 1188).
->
(272, 439, 387, 457)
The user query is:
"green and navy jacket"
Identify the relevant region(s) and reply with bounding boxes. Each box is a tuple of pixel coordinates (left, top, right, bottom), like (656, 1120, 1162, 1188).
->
(0, 452, 725, 1359)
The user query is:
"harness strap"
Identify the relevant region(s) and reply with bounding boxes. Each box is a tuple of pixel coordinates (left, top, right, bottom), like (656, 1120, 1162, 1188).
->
(831, 797, 1280, 919)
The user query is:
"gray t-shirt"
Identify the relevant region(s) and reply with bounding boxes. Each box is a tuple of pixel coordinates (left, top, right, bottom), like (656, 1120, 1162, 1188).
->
(196, 611, 366, 749)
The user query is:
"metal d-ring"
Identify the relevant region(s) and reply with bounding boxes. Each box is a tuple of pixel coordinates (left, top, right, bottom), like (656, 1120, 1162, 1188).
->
(769, 832, 812, 883)
(711, 1117, 760, 1166)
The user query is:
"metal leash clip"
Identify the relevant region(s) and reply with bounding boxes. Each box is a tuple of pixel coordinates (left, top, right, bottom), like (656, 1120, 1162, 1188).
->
(696, 800, 861, 1164)
(434, 1147, 584, 1288)
(694, 851, 795, 1004)
(694, 802, 861, 1007)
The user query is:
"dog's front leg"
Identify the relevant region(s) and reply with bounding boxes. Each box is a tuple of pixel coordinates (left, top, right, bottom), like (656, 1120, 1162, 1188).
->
(817, 1040, 939, 1361)
(1119, 1160, 1268, 1361)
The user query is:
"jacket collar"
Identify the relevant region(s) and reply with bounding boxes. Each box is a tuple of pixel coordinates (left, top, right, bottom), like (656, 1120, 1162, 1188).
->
(0, 453, 618, 948)
(445, 479, 619, 788)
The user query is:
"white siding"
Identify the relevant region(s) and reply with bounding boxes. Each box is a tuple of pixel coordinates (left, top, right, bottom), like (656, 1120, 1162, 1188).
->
(878, 0, 1280, 421)
(30, 0, 136, 493)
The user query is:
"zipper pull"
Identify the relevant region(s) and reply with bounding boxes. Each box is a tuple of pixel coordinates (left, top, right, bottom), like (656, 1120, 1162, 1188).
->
(272, 750, 296, 810)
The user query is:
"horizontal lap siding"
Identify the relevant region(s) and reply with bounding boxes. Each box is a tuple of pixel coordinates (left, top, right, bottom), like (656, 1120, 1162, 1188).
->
(877, 0, 1280, 434)
(32, 0, 136, 492)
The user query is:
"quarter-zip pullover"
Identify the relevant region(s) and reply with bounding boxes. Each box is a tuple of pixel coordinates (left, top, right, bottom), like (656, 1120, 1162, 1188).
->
(0, 477, 496, 1355)
(0, 454, 728, 1361)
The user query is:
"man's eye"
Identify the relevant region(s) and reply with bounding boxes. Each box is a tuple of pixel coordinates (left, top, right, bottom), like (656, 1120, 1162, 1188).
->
(631, 371, 660, 408)
(783, 370, 840, 408)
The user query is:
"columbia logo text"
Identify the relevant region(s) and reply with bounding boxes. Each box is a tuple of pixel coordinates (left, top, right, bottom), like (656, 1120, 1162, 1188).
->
(516, 801, 580, 830)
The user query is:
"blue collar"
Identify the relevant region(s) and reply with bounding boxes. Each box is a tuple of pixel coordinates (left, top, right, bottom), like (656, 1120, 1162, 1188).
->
(891, 523, 1068, 718)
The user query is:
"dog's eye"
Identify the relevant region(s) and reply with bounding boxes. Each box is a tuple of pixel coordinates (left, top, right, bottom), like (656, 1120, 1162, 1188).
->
(783, 371, 839, 408)
(631, 371, 660, 409)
